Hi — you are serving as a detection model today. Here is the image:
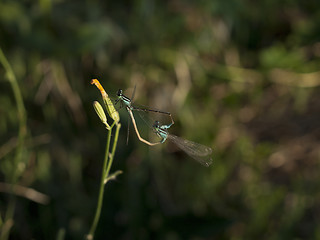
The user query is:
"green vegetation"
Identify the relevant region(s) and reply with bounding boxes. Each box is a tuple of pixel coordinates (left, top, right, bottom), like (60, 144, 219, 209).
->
(88, 79, 121, 240)
(0, 0, 320, 239)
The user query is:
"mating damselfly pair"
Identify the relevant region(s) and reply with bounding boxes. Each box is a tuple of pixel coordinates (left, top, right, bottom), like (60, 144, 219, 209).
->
(91, 79, 213, 167)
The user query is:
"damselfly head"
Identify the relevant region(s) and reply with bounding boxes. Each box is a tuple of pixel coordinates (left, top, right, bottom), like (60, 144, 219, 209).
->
(117, 89, 123, 97)
(153, 121, 160, 128)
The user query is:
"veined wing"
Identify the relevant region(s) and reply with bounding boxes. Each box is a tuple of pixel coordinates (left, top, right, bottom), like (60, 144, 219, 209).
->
(167, 134, 213, 167)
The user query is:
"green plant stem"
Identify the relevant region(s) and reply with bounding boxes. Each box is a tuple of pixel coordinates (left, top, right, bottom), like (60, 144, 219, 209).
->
(0, 47, 27, 178)
(0, 46, 27, 240)
(105, 123, 121, 179)
(87, 122, 121, 240)
(87, 128, 112, 239)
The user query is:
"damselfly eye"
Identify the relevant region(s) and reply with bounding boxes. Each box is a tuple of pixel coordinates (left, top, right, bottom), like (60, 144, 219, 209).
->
(153, 121, 160, 128)
(117, 89, 123, 96)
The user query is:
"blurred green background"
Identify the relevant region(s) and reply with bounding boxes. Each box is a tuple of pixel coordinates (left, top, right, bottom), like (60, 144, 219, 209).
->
(1, 0, 320, 239)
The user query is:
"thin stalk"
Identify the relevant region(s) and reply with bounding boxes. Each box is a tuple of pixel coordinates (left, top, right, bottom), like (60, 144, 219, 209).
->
(0, 47, 27, 179)
(87, 122, 121, 240)
(105, 123, 121, 178)
(0, 46, 27, 240)
(87, 128, 112, 240)
(0, 201, 14, 240)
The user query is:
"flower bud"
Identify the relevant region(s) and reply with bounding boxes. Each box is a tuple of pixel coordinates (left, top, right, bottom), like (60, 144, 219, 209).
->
(93, 101, 110, 130)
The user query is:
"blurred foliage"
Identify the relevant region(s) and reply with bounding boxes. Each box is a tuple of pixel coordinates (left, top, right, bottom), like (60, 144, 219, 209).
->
(1, 0, 320, 239)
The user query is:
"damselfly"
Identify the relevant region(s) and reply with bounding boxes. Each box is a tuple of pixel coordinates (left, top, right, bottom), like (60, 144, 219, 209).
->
(152, 120, 213, 167)
(115, 88, 174, 125)
(115, 87, 174, 145)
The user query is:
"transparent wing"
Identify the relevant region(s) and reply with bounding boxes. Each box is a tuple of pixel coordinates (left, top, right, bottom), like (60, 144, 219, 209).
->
(135, 109, 173, 133)
(167, 134, 213, 167)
